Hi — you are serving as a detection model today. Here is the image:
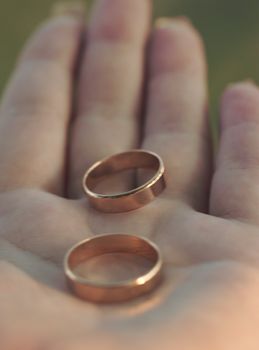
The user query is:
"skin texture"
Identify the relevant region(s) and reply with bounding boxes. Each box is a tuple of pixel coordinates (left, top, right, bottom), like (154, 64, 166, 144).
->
(1, 0, 259, 349)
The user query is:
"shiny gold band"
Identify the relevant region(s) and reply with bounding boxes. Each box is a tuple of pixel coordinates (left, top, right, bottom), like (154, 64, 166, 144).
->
(64, 234, 163, 303)
(82, 150, 166, 213)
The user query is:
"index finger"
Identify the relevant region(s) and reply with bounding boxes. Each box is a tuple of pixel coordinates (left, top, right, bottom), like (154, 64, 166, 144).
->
(0, 9, 83, 194)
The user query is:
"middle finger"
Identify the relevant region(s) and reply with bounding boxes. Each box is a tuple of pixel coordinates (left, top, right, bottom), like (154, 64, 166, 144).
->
(68, 0, 151, 197)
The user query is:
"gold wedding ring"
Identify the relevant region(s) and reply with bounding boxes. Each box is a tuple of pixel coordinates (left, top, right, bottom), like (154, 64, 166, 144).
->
(83, 150, 166, 213)
(64, 234, 163, 303)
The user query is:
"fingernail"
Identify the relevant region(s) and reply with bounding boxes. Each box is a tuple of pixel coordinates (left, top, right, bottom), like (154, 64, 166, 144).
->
(51, 1, 86, 19)
(155, 16, 192, 29)
(227, 79, 256, 89)
(243, 78, 256, 85)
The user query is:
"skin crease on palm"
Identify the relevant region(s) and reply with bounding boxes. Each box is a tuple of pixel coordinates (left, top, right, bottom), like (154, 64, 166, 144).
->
(2, 0, 259, 349)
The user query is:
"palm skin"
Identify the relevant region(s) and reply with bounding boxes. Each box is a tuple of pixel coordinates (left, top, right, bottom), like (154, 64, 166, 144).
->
(1, 1, 259, 349)
(2, 188, 259, 350)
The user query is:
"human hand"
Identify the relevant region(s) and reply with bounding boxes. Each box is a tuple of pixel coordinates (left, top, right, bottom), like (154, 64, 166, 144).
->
(1, 1, 259, 349)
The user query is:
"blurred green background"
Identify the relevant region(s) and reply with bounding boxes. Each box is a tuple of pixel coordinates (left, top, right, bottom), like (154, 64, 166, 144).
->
(1, 0, 259, 128)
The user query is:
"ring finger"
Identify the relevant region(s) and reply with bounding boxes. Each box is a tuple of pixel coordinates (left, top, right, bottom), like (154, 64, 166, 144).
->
(143, 18, 211, 211)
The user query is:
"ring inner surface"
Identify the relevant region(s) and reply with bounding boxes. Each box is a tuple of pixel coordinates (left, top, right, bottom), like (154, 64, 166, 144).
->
(68, 235, 159, 284)
(86, 152, 160, 195)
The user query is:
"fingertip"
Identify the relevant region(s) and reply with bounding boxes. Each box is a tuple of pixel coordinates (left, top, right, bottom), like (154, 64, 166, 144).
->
(153, 16, 202, 44)
(50, 0, 86, 19)
(221, 80, 259, 128)
(19, 14, 83, 67)
(222, 80, 259, 103)
(89, 0, 151, 43)
(154, 16, 193, 29)
(39, 0, 86, 37)
(151, 16, 205, 76)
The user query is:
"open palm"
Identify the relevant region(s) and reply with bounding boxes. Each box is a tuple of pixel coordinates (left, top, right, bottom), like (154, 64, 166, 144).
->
(1, 1, 259, 349)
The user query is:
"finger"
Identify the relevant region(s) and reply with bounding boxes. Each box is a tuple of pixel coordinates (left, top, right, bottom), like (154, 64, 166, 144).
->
(210, 82, 259, 224)
(69, 0, 151, 197)
(0, 10, 83, 194)
(142, 18, 211, 210)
